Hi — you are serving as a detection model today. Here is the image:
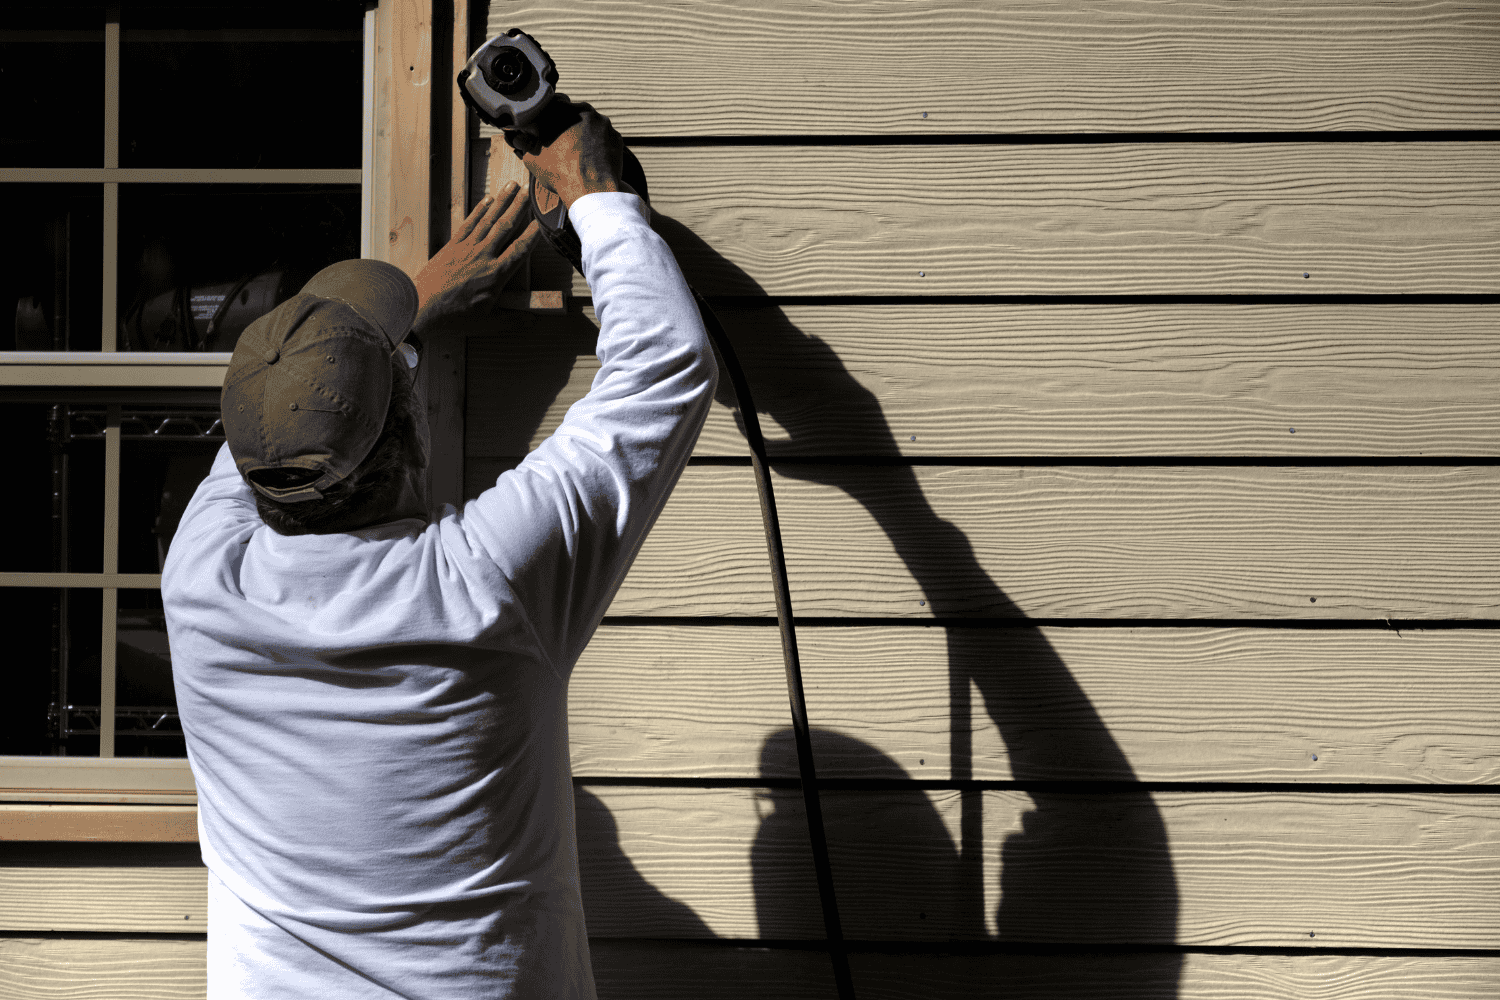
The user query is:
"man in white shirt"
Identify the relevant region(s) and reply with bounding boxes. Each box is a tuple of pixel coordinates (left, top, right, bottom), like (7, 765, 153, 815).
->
(163, 105, 716, 998)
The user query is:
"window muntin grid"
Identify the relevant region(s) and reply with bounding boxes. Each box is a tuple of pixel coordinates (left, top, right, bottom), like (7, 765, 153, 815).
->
(0, 4, 370, 764)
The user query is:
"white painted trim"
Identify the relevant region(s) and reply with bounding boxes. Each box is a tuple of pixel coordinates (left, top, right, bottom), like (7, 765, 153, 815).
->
(362, 5, 377, 259)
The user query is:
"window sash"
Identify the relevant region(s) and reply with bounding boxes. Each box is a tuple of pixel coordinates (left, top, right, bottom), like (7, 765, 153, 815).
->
(0, 6, 373, 777)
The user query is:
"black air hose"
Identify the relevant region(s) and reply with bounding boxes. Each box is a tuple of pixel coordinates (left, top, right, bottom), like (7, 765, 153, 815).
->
(689, 289, 858, 1000)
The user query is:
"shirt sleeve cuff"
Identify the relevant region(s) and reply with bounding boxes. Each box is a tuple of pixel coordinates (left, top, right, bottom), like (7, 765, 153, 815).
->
(568, 191, 651, 246)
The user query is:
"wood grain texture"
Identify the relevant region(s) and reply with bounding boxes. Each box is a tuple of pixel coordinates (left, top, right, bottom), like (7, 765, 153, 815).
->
(375, 0, 432, 278)
(467, 303, 1500, 458)
(0, 805, 197, 842)
(565, 626, 1500, 784)
(849, 952, 1500, 1000)
(597, 465, 1500, 620)
(5, 792, 1495, 947)
(0, 938, 205, 1000)
(482, 1, 1500, 134)
(548, 144, 1500, 297)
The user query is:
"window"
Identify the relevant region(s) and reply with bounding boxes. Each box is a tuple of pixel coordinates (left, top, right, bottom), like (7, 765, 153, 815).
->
(1, 3, 369, 777)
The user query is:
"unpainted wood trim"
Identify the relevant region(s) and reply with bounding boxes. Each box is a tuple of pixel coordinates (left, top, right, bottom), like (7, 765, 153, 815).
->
(450, 0, 471, 238)
(376, 0, 434, 279)
(0, 805, 197, 842)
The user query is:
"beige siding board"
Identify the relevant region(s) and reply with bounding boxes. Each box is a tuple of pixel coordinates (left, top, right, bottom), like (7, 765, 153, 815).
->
(483, 1, 1500, 134)
(567, 626, 1500, 784)
(590, 941, 835, 999)
(468, 303, 1500, 459)
(0, 867, 206, 933)
(548, 144, 1500, 297)
(822, 790, 1500, 946)
(603, 465, 1500, 619)
(0, 937, 205, 1000)
(850, 953, 1500, 1000)
(5, 792, 1495, 946)
(570, 627, 791, 779)
(1, 940, 1493, 1000)
(577, 785, 820, 939)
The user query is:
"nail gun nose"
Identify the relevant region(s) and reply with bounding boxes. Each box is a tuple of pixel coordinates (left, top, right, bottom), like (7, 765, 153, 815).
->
(486, 48, 530, 95)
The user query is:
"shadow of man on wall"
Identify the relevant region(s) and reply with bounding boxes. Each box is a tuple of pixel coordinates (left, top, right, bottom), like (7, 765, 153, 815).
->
(650, 211, 1181, 997)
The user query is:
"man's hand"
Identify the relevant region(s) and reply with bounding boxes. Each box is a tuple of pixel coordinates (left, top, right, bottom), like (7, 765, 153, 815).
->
(412, 182, 540, 331)
(503, 97, 635, 210)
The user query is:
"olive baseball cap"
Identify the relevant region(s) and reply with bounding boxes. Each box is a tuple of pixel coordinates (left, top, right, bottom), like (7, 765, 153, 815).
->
(221, 259, 419, 503)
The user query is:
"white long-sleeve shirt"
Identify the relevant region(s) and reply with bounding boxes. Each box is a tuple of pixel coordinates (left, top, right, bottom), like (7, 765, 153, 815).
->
(163, 192, 716, 999)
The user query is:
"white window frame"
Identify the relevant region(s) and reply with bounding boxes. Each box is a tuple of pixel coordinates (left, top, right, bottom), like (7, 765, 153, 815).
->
(0, 7, 373, 791)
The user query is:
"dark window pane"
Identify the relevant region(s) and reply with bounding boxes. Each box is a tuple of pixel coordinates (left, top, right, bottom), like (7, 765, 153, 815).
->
(0, 404, 105, 573)
(0, 587, 63, 756)
(118, 403, 222, 574)
(116, 588, 186, 758)
(0, 185, 104, 352)
(117, 183, 359, 353)
(120, 6, 363, 169)
(55, 586, 103, 758)
(0, 12, 105, 168)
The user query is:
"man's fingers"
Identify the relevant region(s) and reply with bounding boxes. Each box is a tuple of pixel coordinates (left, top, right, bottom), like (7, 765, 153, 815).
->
(469, 182, 520, 244)
(479, 183, 533, 256)
(453, 195, 494, 243)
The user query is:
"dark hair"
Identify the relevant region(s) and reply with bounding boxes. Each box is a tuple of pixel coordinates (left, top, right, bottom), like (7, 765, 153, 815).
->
(252, 354, 422, 535)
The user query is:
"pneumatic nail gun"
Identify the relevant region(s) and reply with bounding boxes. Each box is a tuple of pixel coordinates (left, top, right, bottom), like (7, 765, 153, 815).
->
(457, 29, 648, 275)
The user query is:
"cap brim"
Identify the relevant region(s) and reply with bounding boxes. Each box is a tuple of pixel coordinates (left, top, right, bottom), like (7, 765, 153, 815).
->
(299, 259, 419, 351)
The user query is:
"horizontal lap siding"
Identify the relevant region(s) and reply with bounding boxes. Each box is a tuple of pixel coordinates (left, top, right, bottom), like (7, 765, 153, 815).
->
(569, 626, 1500, 784)
(483, 1, 1500, 134)
(17, 3, 1487, 996)
(606, 465, 1500, 618)
(538, 145, 1500, 298)
(4, 942, 1495, 1000)
(468, 303, 1500, 459)
(7, 793, 1497, 946)
(468, 2, 1500, 987)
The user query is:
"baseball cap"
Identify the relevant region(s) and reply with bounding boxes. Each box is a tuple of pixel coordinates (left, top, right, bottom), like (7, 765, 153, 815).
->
(221, 259, 420, 503)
